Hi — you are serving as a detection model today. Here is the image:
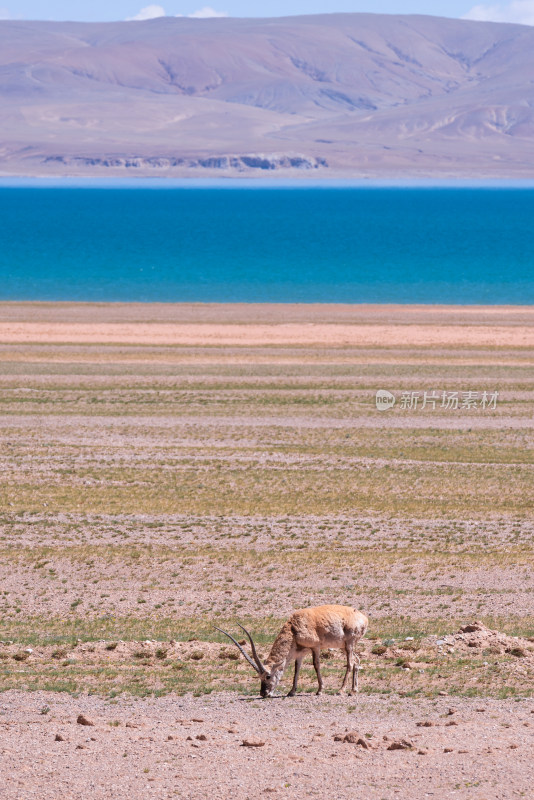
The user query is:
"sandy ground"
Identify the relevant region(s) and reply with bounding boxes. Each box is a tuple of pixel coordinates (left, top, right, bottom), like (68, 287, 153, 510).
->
(1, 691, 533, 800)
(2, 303, 534, 347)
(3, 321, 534, 347)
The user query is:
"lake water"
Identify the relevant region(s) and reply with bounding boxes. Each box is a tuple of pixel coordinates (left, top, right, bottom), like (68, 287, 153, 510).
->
(1, 185, 533, 304)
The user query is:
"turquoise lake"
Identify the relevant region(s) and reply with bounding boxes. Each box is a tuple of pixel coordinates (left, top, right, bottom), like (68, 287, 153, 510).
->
(1, 185, 533, 304)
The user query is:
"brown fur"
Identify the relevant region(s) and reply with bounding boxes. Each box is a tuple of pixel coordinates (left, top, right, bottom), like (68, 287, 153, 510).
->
(266, 621, 295, 669)
(260, 605, 368, 697)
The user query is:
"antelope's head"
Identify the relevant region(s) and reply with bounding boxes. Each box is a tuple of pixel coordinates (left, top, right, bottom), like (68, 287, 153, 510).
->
(259, 668, 282, 698)
(214, 623, 278, 698)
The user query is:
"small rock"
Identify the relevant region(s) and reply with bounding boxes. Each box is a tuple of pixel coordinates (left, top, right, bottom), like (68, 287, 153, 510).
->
(510, 744, 518, 749)
(167, 735, 174, 741)
(416, 721, 434, 728)
(242, 739, 266, 747)
(387, 739, 413, 751)
(54, 734, 65, 742)
(447, 708, 457, 715)
(438, 691, 448, 697)
(76, 744, 86, 750)
(125, 722, 138, 728)
(371, 644, 387, 655)
(196, 734, 207, 741)
(186, 736, 193, 741)
(341, 732, 369, 748)
(417, 749, 428, 755)
(444, 748, 453, 753)
(475, 708, 486, 713)
(460, 621, 488, 633)
(77, 714, 94, 727)
(446, 720, 458, 727)
(191, 718, 204, 723)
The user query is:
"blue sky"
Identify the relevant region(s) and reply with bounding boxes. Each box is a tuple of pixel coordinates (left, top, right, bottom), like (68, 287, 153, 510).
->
(1, 0, 534, 25)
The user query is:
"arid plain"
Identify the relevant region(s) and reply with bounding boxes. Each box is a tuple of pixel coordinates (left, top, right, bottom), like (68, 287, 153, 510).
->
(0, 302, 533, 799)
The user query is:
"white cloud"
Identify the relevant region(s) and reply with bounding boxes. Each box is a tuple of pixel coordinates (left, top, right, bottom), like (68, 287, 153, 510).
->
(127, 4, 227, 21)
(187, 6, 228, 17)
(464, 0, 534, 25)
(127, 4, 167, 21)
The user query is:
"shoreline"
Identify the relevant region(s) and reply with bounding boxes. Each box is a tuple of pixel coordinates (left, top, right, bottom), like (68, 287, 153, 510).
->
(1, 302, 534, 347)
(4, 178, 534, 188)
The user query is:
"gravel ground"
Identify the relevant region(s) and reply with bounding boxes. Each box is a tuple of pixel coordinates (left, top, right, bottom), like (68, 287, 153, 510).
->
(1, 690, 533, 800)
(1, 514, 534, 620)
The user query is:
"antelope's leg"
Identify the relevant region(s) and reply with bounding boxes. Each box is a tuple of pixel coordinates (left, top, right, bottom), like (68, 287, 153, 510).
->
(287, 656, 303, 697)
(339, 643, 354, 693)
(312, 649, 324, 695)
(351, 653, 361, 694)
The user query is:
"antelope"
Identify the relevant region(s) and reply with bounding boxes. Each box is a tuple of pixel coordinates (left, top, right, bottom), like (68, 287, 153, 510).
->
(215, 605, 368, 698)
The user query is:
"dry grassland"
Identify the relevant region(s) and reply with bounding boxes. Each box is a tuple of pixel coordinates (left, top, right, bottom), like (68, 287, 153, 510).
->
(1, 302, 533, 698)
(0, 303, 533, 799)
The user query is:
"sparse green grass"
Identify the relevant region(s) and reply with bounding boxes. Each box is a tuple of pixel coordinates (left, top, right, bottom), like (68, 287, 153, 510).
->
(0, 542, 533, 570)
(1, 622, 532, 699)
(0, 356, 532, 419)
(1, 331, 533, 698)
(2, 613, 534, 648)
(1, 459, 533, 516)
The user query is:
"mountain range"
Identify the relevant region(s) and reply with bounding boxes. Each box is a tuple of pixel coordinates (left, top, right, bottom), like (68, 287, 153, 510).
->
(1, 13, 534, 177)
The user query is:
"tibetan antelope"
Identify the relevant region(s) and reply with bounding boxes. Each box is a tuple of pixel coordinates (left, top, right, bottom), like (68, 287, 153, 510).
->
(215, 604, 368, 698)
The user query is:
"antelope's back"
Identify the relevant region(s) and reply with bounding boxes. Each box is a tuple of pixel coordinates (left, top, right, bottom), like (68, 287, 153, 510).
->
(291, 604, 368, 646)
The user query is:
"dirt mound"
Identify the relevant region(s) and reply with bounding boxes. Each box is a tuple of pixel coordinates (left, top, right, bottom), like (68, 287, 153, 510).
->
(438, 621, 534, 658)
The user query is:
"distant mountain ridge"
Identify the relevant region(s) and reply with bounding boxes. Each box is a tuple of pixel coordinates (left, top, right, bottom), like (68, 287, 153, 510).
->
(1, 13, 534, 177)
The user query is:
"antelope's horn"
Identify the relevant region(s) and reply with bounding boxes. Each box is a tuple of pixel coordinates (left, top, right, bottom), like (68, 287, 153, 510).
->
(236, 622, 266, 674)
(213, 626, 261, 674)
